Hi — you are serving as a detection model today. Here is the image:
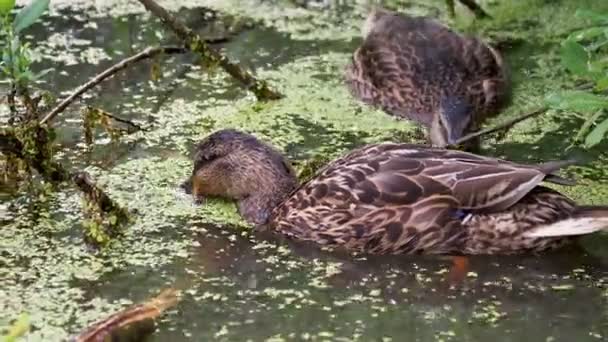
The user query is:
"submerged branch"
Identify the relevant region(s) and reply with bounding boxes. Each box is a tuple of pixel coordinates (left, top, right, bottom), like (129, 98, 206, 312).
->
(72, 171, 129, 221)
(137, 0, 283, 101)
(40, 46, 187, 125)
(1, 127, 130, 243)
(453, 107, 548, 146)
(71, 288, 180, 342)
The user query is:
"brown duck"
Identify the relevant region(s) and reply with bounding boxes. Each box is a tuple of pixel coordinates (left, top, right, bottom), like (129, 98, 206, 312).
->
(182, 129, 608, 255)
(345, 7, 509, 149)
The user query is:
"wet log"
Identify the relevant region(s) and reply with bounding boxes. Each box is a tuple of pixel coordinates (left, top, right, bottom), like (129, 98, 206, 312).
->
(71, 289, 180, 342)
(136, 0, 283, 101)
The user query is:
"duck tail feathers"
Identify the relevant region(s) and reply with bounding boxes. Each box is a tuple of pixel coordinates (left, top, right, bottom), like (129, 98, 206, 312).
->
(523, 206, 608, 238)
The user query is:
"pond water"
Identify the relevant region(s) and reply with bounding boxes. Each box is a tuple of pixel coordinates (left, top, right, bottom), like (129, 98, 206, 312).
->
(2, 0, 608, 341)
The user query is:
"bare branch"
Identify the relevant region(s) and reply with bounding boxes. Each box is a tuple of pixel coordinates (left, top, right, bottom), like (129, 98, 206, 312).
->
(39, 46, 187, 125)
(136, 0, 283, 101)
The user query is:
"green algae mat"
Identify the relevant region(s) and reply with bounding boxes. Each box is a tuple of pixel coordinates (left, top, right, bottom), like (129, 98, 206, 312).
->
(2, 0, 608, 340)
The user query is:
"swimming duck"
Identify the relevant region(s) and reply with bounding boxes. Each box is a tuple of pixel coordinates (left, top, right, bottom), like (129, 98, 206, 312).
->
(345, 8, 509, 149)
(182, 129, 608, 255)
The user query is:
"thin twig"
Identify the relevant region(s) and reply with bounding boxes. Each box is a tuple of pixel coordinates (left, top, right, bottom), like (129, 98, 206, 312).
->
(458, 0, 491, 19)
(39, 46, 187, 125)
(86, 106, 144, 133)
(136, 0, 283, 101)
(452, 107, 548, 146)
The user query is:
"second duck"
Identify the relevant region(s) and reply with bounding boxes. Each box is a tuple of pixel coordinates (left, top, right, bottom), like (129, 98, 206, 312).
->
(345, 7, 509, 149)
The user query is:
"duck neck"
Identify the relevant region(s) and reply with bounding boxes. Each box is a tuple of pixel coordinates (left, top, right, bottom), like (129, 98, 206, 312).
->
(239, 174, 299, 226)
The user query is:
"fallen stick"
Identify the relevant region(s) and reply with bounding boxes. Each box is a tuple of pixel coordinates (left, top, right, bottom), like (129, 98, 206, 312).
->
(40, 46, 187, 125)
(86, 105, 145, 133)
(452, 107, 548, 146)
(137, 0, 283, 101)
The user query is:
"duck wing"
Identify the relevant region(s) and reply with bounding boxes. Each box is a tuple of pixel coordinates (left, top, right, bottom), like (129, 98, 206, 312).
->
(274, 143, 575, 254)
(368, 144, 575, 213)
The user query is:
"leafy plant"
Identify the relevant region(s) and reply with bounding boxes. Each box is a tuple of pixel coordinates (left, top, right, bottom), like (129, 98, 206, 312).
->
(0, 0, 50, 94)
(545, 9, 608, 148)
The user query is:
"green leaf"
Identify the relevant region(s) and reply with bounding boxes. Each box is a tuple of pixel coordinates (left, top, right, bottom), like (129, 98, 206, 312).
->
(13, 0, 49, 33)
(585, 116, 608, 148)
(568, 27, 607, 42)
(0, 0, 15, 15)
(575, 9, 608, 24)
(573, 109, 604, 143)
(1, 313, 30, 342)
(595, 77, 608, 91)
(560, 39, 590, 77)
(545, 91, 608, 113)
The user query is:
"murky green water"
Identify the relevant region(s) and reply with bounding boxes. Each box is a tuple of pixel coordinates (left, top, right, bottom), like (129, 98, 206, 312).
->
(2, 0, 608, 341)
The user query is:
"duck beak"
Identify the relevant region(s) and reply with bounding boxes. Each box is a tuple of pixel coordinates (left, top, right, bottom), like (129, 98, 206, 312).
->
(446, 125, 466, 146)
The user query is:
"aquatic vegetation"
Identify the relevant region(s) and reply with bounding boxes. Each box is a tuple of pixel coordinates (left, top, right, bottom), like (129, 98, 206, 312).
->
(545, 9, 608, 148)
(2, 0, 608, 341)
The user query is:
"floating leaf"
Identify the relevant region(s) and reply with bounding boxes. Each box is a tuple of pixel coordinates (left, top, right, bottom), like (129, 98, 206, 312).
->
(545, 91, 608, 113)
(585, 116, 608, 148)
(575, 9, 608, 24)
(13, 0, 49, 33)
(560, 39, 590, 77)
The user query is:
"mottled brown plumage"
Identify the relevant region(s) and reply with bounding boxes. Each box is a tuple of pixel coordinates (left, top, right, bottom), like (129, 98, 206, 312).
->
(184, 129, 608, 255)
(345, 8, 509, 149)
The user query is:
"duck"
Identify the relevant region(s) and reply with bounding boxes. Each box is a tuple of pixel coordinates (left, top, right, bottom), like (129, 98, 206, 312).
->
(345, 7, 509, 150)
(182, 129, 608, 255)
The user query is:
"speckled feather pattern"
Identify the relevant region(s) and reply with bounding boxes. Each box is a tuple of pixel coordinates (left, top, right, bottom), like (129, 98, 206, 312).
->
(188, 130, 608, 255)
(345, 9, 507, 129)
(270, 143, 575, 255)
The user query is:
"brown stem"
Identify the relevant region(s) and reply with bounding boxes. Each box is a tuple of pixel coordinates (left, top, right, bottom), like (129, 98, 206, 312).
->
(7, 84, 17, 123)
(458, 0, 491, 19)
(136, 0, 283, 101)
(86, 106, 144, 133)
(39, 46, 187, 125)
(453, 107, 548, 146)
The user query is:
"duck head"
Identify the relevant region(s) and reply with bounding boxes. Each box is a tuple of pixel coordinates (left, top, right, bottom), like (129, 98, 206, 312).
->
(181, 129, 298, 225)
(361, 6, 395, 38)
(429, 96, 476, 149)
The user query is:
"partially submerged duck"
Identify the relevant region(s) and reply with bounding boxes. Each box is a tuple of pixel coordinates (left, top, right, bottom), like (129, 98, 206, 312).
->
(183, 129, 608, 255)
(345, 8, 509, 149)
